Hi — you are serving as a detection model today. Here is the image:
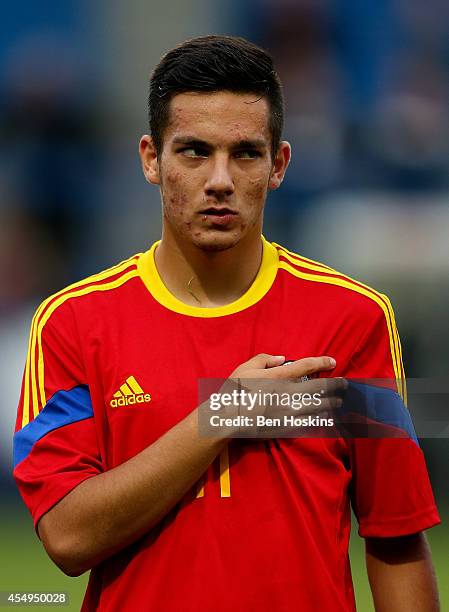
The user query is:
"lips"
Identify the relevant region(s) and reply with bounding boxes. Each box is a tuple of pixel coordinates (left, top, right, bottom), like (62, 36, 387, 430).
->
(200, 207, 237, 216)
(199, 207, 237, 227)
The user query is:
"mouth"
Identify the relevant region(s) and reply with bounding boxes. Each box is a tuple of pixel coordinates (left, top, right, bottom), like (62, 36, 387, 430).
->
(199, 207, 238, 228)
(199, 207, 237, 216)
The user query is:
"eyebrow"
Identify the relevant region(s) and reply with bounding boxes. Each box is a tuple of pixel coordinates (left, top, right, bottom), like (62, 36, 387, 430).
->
(172, 136, 210, 147)
(233, 139, 267, 149)
(171, 136, 268, 149)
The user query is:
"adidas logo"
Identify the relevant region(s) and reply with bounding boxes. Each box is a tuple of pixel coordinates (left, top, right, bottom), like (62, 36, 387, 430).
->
(110, 376, 151, 407)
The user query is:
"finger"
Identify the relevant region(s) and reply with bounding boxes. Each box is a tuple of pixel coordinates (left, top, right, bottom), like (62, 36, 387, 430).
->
(263, 356, 336, 380)
(265, 355, 287, 368)
(240, 377, 347, 401)
(285, 396, 342, 416)
(315, 377, 348, 396)
(263, 396, 342, 421)
(244, 353, 286, 370)
(309, 395, 343, 412)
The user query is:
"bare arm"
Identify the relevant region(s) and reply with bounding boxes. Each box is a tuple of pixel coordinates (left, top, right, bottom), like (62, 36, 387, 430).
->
(39, 354, 337, 576)
(366, 533, 440, 611)
(39, 405, 226, 576)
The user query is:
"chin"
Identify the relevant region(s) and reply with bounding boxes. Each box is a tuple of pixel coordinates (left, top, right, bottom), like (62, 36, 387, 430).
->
(191, 231, 240, 253)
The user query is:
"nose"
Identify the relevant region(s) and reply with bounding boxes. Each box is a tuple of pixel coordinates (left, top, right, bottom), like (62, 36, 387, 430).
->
(204, 154, 234, 198)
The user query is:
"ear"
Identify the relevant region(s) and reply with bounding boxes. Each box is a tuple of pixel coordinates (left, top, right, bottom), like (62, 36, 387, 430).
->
(139, 135, 160, 185)
(268, 141, 291, 190)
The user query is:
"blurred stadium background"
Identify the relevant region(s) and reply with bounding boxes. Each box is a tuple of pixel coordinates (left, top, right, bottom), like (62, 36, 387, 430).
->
(0, 1, 447, 610)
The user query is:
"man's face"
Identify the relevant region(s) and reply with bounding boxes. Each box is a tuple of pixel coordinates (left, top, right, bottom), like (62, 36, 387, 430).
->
(140, 91, 290, 252)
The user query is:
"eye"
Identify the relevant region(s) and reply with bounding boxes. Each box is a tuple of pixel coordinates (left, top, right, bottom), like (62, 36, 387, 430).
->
(180, 146, 208, 158)
(234, 150, 261, 159)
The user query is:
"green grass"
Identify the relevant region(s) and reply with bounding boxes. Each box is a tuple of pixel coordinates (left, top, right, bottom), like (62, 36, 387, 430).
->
(0, 507, 88, 611)
(350, 518, 449, 610)
(1, 504, 447, 611)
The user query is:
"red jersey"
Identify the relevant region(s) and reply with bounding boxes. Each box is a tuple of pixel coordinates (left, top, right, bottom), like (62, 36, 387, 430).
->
(13, 237, 439, 611)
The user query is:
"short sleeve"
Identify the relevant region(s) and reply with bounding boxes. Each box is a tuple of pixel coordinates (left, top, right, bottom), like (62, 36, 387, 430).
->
(13, 299, 103, 529)
(344, 296, 440, 538)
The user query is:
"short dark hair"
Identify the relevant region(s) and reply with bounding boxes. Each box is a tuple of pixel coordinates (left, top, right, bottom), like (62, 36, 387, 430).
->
(149, 35, 284, 160)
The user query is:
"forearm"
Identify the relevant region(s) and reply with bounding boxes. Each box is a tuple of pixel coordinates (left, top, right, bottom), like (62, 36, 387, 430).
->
(366, 533, 440, 611)
(38, 407, 227, 576)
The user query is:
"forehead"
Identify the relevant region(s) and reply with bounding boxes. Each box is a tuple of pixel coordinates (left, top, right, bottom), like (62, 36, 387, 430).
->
(165, 91, 270, 145)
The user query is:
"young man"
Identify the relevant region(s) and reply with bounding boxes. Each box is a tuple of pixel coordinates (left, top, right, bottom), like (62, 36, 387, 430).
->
(13, 36, 440, 611)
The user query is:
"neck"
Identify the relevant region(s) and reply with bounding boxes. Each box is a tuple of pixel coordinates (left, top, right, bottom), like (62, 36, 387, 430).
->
(154, 230, 263, 308)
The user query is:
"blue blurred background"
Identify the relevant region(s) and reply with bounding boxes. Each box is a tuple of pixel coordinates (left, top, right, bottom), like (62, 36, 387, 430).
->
(1, 1, 448, 609)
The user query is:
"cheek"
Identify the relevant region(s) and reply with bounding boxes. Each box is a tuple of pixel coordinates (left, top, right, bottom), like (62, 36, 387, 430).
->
(165, 192, 187, 217)
(244, 176, 269, 204)
(162, 171, 189, 217)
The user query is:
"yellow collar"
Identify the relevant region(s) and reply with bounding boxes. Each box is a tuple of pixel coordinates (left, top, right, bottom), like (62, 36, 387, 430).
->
(137, 236, 278, 318)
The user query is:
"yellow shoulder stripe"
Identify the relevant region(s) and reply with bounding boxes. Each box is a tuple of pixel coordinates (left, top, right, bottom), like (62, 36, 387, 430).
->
(277, 247, 338, 275)
(276, 251, 403, 392)
(275, 248, 406, 401)
(22, 256, 140, 428)
(278, 261, 406, 401)
(273, 243, 335, 271)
